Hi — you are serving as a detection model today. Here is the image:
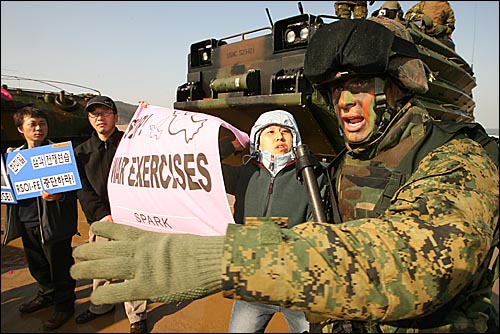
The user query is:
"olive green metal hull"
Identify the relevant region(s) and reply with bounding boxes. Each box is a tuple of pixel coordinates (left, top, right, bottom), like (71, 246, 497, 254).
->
(1, 84, 98, 152)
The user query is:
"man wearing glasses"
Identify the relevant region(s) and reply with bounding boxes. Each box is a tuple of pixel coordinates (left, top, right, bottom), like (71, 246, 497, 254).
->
(73, 96, 148, 333)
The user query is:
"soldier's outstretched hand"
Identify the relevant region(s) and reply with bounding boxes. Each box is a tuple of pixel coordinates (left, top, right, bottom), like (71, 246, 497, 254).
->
(71, 221, 224, 305)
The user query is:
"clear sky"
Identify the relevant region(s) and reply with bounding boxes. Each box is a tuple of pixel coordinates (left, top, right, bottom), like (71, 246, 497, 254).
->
(1, 1, 498, 129)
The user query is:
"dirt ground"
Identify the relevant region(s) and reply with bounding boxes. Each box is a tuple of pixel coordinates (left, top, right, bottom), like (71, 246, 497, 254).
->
(1, 203, 287, 333)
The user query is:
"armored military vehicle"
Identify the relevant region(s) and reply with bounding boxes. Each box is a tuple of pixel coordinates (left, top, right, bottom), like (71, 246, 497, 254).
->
(1, 75, 100, 152)
(174, 3, 476, 161)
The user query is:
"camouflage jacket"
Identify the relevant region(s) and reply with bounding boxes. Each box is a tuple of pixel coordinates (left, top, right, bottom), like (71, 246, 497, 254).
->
(405, 1, 456, 36)
(221, 103, 499, 332)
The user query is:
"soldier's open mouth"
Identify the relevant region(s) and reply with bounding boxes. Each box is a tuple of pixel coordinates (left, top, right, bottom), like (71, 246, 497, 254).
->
(343, 116, 365, 132)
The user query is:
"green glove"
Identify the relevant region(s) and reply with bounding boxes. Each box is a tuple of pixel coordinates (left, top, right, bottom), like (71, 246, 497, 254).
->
(432, 24, 447, 36)
(71, 221, 224, 305)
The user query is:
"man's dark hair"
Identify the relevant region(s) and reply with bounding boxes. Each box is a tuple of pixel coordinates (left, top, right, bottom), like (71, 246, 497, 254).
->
(13, 106, 49, 129)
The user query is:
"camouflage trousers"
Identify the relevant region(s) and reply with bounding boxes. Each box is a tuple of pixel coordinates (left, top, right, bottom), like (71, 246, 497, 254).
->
(310, 314, 495, 333)
(334, 3, 368, 19)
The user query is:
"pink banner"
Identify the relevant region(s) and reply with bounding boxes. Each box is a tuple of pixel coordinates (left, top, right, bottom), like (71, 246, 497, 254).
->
(108, 105, 249, 236)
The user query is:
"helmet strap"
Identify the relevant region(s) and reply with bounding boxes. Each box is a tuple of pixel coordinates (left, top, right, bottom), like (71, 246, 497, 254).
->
(374, 77, 391, 133)
(347, 77, 397, 151)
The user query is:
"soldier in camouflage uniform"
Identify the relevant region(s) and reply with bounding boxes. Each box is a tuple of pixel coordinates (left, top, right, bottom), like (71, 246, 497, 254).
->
(334, 1, 371, 19)
(371, 1, 404, 23)
(404, 1, 456, 50)
(70, 17, 499, 333)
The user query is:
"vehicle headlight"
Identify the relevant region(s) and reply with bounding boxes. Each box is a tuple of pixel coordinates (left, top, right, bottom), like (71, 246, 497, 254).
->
(285, 29, 296, 44)
(299, 27, 309, 40)
(202, 51, 209, 62)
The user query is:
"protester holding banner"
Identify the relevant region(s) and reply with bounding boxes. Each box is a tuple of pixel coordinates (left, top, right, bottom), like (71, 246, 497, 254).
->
(219, 110, 325, 333)
(3, 106, 78, 330)
(73, 96, 148, 334)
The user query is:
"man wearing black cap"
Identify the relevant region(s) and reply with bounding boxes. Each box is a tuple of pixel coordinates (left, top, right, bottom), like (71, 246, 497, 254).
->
(73, 96, 148, 333)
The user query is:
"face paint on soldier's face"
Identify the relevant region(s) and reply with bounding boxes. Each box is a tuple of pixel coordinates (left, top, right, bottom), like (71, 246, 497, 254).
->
(331, 78, 377, 143)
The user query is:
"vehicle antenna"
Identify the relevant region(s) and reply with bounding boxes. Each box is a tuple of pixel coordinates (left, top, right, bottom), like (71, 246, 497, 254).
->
(1, 75, 101, 95)
(470, 2, 478, 72)
(265, 7, 273, 27)
(298, 2, 304, 15)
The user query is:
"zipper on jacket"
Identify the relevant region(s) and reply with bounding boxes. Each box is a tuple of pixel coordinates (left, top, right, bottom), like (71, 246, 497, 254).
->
(37, 197, 45, 244)
(268, 154, 275, 173)
(260, 157, 297, 217)
(262, 175, 274, 216)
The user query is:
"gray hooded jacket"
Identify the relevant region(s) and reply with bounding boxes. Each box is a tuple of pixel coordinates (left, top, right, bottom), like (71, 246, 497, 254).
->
(220, 110, 324, 227)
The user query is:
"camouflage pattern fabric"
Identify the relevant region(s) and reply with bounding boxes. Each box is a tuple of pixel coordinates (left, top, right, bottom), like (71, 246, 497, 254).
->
(221, 114, 499, 332)
(404, 1, 455, 37)
(334, 1, 368, 19)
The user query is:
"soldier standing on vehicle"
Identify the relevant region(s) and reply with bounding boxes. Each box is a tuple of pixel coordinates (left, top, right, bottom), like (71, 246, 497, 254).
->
(405, 1, 456, 50)
(4, 106, 78, 330)
(73, 96, 148, 334)
(371, 1, 404, 22)
(70, 17, 499, 333)
(334, 1, 374, 19)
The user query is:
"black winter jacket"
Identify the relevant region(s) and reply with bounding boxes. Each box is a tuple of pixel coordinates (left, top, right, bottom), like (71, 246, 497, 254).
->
(74, 129, 123, 223)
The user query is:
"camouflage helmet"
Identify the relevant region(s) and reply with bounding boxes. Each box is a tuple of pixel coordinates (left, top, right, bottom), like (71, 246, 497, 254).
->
(378, 1, 404, 21)
(304, 16, 429, 96)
